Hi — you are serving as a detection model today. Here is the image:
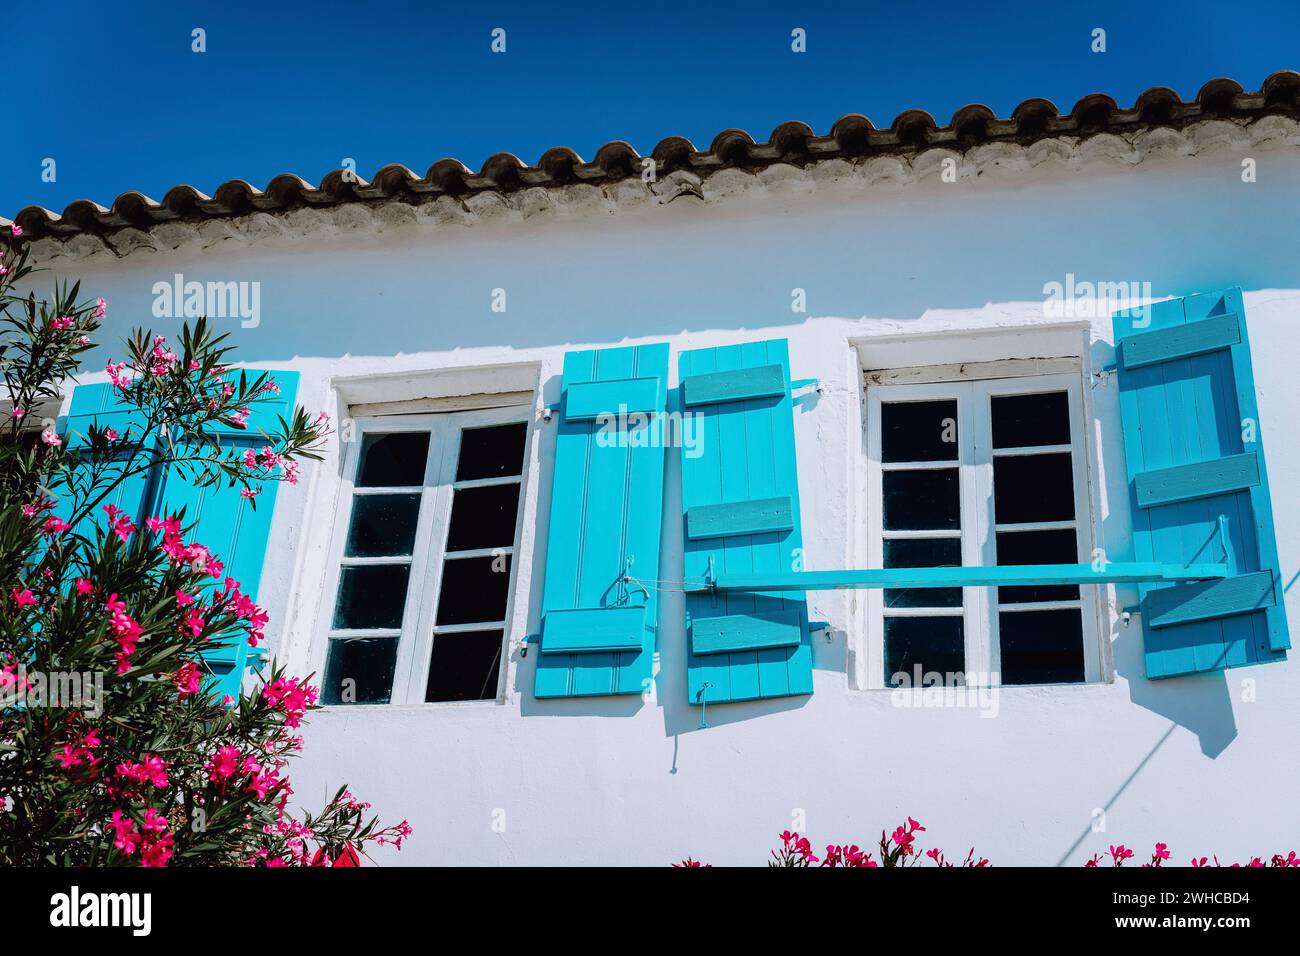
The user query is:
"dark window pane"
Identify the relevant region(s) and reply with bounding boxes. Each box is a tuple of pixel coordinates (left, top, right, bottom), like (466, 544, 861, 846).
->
(881, 400, 959, 463)
(884, 538, 962, 608)
(999, 609, 1085, 685)
(332, 565, 410, 629)
(884, 616, 965, 686)
(345, 494, 421, 557)
(436, 555, 512, 626)
(358, 432, 430, 487)
(993, 453, 1075, 524)
(323, 638, 398, 704)
(992, 392, 1071, 449)
(445, 484, 521, 552)
(883, 469, 960, 530)
(997, 529, 1081, 603)
(456, 423, 527, 481)
(425, 630, 504, 702)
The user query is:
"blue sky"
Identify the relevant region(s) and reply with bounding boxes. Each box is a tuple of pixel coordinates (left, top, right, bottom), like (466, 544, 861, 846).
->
(6, 0, 1297, 217)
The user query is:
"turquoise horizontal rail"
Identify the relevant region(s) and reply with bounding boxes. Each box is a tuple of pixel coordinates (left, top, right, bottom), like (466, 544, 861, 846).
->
(698, 562, 1229, 593)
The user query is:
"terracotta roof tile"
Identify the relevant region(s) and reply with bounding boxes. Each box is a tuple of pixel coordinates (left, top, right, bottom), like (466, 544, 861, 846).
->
(5, 71, 1298, 243)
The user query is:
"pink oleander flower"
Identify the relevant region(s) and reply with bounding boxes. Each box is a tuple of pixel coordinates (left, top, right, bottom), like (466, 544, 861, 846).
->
(205, 745, 242, 784)
(11, 407, 24, 419)
(10, 587, 36, 608)
(1109, 844, 1134, 865)
(140, 831, 174, 868)
(10, 224, 22, 237)
(92, 297, 106, 318)
(75, 578, 94, 594)
(142, 807, 168, 835)
(40, 429, 61, 446)
(109, 811, 139, 856)
(0, 663, 31, 693)
(103, 504, 137, 542)
(172, 661, 202, 699)
(104, 427, 118, 440)
(42, 516, 71, 537)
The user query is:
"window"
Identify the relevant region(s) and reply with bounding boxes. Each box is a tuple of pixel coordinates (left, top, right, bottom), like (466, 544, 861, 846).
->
(865, 373, 1100, 688)
(321, 409, 529, 704)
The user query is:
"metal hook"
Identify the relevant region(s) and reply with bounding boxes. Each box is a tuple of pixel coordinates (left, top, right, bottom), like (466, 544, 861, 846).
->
(697, 682, 714, 729)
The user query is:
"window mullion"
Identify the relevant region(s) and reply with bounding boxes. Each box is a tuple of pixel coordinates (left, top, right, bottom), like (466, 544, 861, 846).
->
(393, 418, 458, 704)
(967, 380, 999, 684)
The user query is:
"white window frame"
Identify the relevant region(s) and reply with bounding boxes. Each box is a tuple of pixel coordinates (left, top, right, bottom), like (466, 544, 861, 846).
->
(864, 371, 1102, 688)
(316, 405, 530, 706)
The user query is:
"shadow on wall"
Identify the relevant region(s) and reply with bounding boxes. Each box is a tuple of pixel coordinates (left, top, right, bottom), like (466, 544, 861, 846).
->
(57, 157, 1300, 365)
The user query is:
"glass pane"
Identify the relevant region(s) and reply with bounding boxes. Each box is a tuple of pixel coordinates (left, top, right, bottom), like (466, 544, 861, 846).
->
(345, 494, 421, 557)
(445, 483, 521, 552)
(456, 423, 527, 481)
(332, 565, 410, 629)
(998, 609, 1085, 685)
(996, 529, 1080, 603)
(883, 469, 960, 531)
(992, 391, 1071, 449)
(425, 630, 504, 702)
(881, 400, 959, 463)
(993, 453, 1074, 524)
(436, 555, 512, 626)
(884, 616, 965, 686)
(357, 432, 430, 488)
(884, 538, 962, 608)
(323, 637, 398, 704)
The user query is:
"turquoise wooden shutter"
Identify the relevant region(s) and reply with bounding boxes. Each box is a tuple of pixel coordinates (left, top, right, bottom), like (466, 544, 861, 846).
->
(1114, 290, 1288, 678)
(58, 383, 156, 538)
(154, 371, 300, 699)
(680, 339, 813, 704)
(534, 345, 668, 698)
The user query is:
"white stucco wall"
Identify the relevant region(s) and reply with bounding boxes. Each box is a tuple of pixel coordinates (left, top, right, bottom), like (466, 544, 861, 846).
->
(36, 137, 1300, 865)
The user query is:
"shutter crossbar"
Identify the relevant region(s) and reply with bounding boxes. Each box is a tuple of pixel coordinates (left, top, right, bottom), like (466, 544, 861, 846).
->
(687, 562, 1229, 593)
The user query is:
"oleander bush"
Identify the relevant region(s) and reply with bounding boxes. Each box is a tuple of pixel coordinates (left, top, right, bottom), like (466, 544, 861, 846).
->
(0, 236, 410, 865)
(674, 818, 1300, 868)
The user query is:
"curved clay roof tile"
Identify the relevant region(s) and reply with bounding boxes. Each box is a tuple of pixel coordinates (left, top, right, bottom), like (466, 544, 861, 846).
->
(889, 109, 938, 147)
(649, 136, 697, 172)
(1261, 69, 1300, 106)
(1068, 92, 1119, 129)
(477, 152, 527, 188)
(590, 140, 641, 176)
(111, 191, 166, 227)
(949, 103, 997, 143)
(261, 173, 314, 206)
(827, 113, 876, 153)
(423, 158, 473, 194)
(60, 200, 111, 231)
(707, 128, 757, 165)
(1196, 77, 1245, 114)
(1132, 86, 1182, 124)
(536, 146, 583, 184)
(767, 120, 815, 155)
